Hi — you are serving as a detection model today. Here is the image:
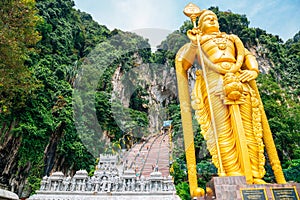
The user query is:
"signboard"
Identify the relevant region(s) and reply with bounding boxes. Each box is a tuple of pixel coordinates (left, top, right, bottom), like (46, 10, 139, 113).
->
(163, 120, 173, 128)
(240, 188, 267, 200)
(271, 187, 299, 200)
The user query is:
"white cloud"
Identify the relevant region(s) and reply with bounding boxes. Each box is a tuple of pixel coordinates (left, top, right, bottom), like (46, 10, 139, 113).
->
(98, 0, 178, 31)
(87, 0, 181, 48)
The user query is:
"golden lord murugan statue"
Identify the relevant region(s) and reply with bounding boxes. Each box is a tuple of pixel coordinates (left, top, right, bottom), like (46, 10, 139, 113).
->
(175, 3, 286, 196)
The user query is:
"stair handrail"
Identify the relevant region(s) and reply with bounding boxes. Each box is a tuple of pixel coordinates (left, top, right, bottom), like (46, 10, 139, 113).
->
(139, 133, 162, 177)
(156, 132, 169, 172)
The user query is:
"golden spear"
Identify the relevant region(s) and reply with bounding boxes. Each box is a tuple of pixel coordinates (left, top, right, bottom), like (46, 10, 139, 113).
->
(183, 3, 226, 176)
(174, 3, 227, 196)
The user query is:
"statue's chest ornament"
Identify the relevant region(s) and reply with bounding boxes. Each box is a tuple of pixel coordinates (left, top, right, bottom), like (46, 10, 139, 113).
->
(212, 34, 228, 50)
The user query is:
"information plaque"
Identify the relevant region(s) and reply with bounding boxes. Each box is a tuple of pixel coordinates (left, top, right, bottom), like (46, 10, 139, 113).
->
(271, 187, 299, 200)
(240, 188, 267, 200)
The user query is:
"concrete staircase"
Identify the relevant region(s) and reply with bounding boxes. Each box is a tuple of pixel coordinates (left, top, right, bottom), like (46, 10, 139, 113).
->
(123, 132, 171, 178)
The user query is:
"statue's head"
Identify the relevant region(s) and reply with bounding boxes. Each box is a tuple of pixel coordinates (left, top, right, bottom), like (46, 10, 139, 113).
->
(198, 10, 219, 33)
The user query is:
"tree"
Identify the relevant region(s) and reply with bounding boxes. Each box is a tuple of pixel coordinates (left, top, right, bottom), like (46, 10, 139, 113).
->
(0, 0, 41, 113)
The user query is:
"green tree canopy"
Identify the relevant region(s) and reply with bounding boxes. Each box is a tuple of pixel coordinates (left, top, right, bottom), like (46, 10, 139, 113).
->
(0, 0, 41, 113)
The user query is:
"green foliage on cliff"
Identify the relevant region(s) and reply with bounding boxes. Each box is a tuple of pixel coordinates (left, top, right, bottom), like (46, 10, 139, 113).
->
(0, 0, 41, 113)
(75, 29, 150, 157)
(9, 0, 112, 194)
(1, 0, 109, 195)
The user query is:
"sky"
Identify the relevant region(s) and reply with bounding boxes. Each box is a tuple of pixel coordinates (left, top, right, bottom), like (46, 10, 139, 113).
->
(73, 0, 300, 48)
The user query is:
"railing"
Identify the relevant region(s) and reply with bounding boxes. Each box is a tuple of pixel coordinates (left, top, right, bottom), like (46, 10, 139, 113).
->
(122, 134, 154, 172)
(156, 132, 170, 177)
(129, 136, 151, 169)
(139, 133, 162, 177)
(156, 133, 167, 163)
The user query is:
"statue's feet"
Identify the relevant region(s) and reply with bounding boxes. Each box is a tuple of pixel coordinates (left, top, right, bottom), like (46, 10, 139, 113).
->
(253, 178, 267, 184)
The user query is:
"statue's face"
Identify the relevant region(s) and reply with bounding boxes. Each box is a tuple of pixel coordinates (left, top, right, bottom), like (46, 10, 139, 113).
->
(201, 14, 219, 33)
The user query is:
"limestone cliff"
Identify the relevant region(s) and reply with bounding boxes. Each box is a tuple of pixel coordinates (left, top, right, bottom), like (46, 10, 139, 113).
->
(111, 62, 178, 135)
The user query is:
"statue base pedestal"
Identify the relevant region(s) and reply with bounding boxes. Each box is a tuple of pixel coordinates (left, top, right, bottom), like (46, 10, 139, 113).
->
(205, 176, 300, 200)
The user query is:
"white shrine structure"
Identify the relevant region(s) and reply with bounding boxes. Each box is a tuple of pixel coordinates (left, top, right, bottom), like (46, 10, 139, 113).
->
(29, 132, 180, 200)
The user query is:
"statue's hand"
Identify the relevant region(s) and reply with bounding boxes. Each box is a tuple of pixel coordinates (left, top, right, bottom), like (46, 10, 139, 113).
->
(239, 70, 258, 82)
(187, 28, 201, 44)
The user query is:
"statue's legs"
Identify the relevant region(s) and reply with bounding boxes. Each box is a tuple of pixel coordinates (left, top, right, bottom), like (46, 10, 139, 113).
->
(207, 72, 243, 176)
(194, 72, 265, 179)
(211, 94, 243, 176)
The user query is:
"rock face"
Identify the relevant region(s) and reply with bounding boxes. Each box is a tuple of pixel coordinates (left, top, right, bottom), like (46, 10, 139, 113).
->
(249, 46, 274, 74)
(111, 63, 178, 135)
